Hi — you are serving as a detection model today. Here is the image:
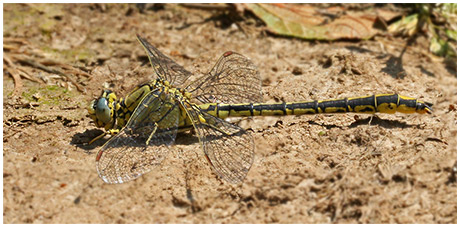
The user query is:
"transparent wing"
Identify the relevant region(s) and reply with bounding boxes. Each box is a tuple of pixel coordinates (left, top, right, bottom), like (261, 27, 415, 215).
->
(96, 89, 180, 184)
(136, 34, 193, 87)
(187, 51, 263, 104)
(183, 101, 254, 184)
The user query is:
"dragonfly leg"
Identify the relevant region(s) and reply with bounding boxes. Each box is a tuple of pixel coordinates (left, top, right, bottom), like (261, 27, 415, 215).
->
(88, 132, 106, 145)
(88, 129, 120, 145)
(145, 123, 159, 146)
(201, 121, 234, 136)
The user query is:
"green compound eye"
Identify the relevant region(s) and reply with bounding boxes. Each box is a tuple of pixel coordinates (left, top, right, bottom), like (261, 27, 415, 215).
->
(95, 97, 111, 124)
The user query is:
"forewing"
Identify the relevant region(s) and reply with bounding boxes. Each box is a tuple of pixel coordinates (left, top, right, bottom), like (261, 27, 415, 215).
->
(136, 34, 193, 87)
(187, 51, 263, 104)
(184, 102, 254, 184)
(96, 90, 180, 184)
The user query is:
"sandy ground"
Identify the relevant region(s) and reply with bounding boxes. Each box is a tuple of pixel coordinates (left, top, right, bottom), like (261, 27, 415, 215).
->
(3, 4, 457, 223)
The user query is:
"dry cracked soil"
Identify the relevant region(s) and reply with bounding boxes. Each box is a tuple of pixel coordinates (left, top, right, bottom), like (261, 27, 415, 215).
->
(3, 3, 457, 224)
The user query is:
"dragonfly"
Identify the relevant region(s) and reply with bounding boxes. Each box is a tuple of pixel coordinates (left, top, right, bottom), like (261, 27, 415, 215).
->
(88, 35, 433, 184)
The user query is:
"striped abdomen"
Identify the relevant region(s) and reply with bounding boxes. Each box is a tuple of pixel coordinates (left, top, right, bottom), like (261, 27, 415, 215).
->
(200, 94, 433, 119)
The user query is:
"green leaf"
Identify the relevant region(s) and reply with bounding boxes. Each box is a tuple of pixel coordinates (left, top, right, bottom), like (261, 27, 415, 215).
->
(430, 37, 445, 56)
(446, 29, 457, 41)
(246, 3, 383, 40)
(388, 14, 419, 36)
(429, 37, 456, 57)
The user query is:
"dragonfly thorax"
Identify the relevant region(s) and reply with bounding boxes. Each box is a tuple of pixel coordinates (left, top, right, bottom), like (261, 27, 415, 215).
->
(88, 78, 192, 133)
(154, 78, 193, 101)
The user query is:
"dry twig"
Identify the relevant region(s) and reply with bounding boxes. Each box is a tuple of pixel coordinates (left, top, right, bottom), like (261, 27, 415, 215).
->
(4, 54, 24, 96)
(16, 58, 85, 92)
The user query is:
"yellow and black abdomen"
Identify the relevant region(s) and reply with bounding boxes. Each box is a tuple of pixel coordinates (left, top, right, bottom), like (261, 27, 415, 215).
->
(200, 94, 433, 119)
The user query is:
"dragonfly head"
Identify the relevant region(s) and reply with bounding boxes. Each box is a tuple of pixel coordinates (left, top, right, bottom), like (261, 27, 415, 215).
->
(88, 90, 118, 130)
